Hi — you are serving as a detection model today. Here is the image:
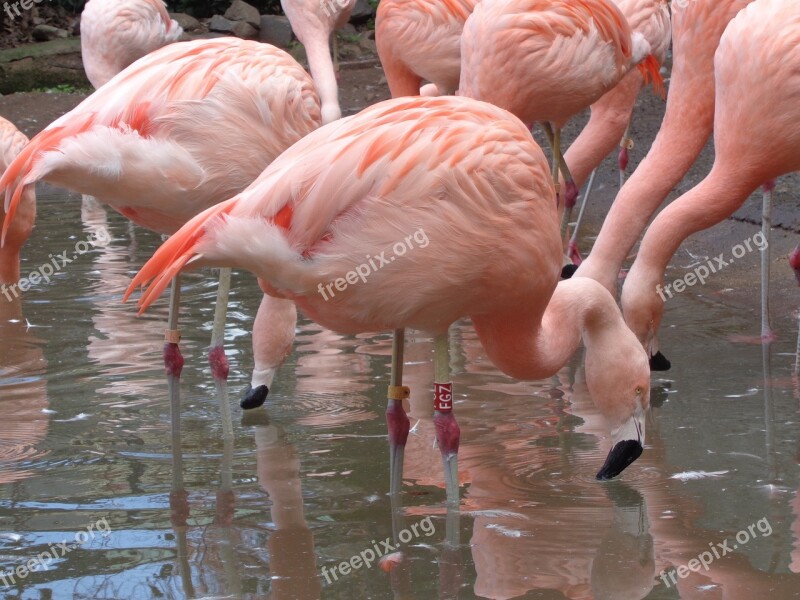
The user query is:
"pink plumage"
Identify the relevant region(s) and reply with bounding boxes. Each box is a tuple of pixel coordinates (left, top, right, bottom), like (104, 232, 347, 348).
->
(376, 0, 479, 96)
(282, 0, 357, 123)
(576, 0, 759, 294)
(1, 38, 321, 240)
(563, 0, 671, 190)
(621, 0, 800, 352)
(80, 0, 183, 88)
(458, 0, 656, 128)
(127, 96, 651, 471)
(0, 117, 34, 284)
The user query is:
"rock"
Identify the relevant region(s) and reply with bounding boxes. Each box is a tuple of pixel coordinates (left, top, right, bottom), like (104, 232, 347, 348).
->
(357, 33, 377, 55)
(224, 0, 261, 28)
(170, 12, 202, 32)
(32, 25, 69, 42)
(338, 23, 357, 35)
(349, 0, 375, 23)
(209, 15, 237, 33)
(209, 14, 256, 38)
(259, 15, 294, 48)
(231, 21, 258, 38)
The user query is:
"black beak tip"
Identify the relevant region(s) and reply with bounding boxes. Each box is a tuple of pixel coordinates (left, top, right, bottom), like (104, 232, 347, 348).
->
(240, 384, 269, 410)
(649, 350, 671, 371)
(596, 440, 644, 481)
(561, 263, 579, 279)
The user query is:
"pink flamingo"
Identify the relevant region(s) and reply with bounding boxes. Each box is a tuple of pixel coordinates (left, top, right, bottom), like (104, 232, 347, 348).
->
(619, 0, 800, 360)
(80, 0, 183, 88)
(574, 0, 757, 297)
(375, 0, 479, 97)
(0, 38, 321, 434)
(125, 96, 652, 504)
(0, 116, 34, 286)
(458, 0, 663, 238)
(564, 0, 670, 265)
(282, 0, 357, 124)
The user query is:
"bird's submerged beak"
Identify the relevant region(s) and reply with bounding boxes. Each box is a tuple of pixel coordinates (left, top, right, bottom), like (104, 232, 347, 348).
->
(597, 403, 645, 480)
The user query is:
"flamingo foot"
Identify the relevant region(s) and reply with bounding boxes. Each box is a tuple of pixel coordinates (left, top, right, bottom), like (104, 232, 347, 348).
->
(241, 384, 269, 409)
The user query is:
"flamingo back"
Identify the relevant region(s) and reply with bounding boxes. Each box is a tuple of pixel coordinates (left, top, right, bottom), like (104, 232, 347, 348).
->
(376, 0, 480, 96)
(81, 0, 183, 88)
(1, 39, 321, 239)
(128, 96, 563, 334)
(459, 0, 644, 127)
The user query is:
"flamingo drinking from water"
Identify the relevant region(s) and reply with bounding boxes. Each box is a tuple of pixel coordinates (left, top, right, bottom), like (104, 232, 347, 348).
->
(574, 0, 759, 362)
(0, 38, 322, 435)
(126, 95, 652, 504)
(0, 116, 34, 286)
(619, 0, 800, 360)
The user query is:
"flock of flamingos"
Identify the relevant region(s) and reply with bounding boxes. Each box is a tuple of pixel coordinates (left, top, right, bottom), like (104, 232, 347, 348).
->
(0, 0, 798, 510)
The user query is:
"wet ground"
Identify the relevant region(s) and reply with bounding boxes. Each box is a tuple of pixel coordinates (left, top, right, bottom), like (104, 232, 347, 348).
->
(0, 58, 799, 599)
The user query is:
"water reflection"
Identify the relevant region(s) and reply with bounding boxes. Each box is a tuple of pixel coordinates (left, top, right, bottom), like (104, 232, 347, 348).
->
(0, 295, 48, 484)
(0, 187, 799, 598)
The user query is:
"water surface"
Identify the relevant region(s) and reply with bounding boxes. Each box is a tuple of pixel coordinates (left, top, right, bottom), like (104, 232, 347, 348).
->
(0, 186, 799, 599)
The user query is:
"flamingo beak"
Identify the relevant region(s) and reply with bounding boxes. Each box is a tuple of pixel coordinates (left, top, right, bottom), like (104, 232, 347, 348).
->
(241, 384, 269, 410)
(649, 350, 671, 371)
(596, 403, 645, 480)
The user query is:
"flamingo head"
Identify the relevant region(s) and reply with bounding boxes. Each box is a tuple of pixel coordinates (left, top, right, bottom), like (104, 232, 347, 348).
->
(0, 185, 36, 285)
(620, 264, 671, 372)
(586, 324, 650, 480)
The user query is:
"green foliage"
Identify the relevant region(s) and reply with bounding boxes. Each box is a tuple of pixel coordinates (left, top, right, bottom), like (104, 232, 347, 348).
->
(31, 83, 89, 93)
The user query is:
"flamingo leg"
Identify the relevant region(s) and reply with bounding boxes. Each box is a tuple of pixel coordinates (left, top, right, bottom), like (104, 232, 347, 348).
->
(209, 267, 234, 439)
(795, 310, 800, 375)
(567, 168, 597, 267)
(386, 328, 410, 497)
(433, 332, 460, 505)
(164, 274, 185, 490)
(618, 122, 633, 188)
(542, 122, 578, 244)
(333, 33, 340, 78)
(760, 184, 775, 342)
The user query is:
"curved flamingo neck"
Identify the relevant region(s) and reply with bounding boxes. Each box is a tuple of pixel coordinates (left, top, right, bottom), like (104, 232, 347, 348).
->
(471, 278, 624, 380)
(575, 1, 748, 293)
(630, 164, 763, 280)
(563, 72, 642, 190)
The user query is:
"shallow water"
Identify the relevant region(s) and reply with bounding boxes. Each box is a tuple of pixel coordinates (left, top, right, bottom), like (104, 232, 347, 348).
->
(0, 186, 799, 600)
